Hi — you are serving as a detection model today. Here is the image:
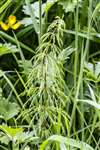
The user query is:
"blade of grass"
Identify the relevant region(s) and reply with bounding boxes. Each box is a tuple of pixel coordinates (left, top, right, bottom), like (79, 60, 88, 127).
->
(0, 0, 11, 14)
(39, 0, 42, 45)
(12, 31, 25, 61)
(0, 31, 35, 53)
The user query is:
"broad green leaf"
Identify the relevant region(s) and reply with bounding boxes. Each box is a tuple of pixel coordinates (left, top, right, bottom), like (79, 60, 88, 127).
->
(0, 99, 20, 120)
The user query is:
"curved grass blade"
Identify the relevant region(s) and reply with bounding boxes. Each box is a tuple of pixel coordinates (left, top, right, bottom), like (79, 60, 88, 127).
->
(0, 31, 34, 53)
(40, 135, 94, 150)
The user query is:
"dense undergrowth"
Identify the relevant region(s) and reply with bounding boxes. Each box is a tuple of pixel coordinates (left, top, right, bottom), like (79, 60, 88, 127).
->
(0, 0, 100, 150)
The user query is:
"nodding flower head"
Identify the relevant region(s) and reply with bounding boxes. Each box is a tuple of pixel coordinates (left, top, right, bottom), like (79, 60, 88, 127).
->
(0, 15, 21, 31)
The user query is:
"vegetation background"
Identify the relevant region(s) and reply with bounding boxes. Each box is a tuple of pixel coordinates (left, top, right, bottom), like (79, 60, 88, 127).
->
(0, 0, 100, 150)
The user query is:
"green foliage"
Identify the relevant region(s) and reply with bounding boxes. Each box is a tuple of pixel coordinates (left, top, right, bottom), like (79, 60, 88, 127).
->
(84, 61, 100, 83)
(40, 135, 94, 150)
(0, 0, 12, 14)
(0, 43, 19, 56)
(0, 125, 39, 149)
(0, 88, 19, 121)
(0, 0, 100, 150)
(58, 0, 82, 13)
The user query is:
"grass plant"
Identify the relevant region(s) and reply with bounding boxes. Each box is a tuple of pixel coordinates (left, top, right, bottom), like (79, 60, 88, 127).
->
(0, 0, 100, 150)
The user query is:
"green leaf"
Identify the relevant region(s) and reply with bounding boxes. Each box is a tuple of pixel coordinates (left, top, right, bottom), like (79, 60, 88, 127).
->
(0, 30, 34, 54)
(39, 135, 94, 150)
(24, 0, 39, 33)
(58, 46, 75, 62)
(19, 60, 33, 76)
(0, 126, 39, 145)
(45, 0, 57, 13)
(0, 99, 20, 120)
(58, 0, 82, 13)
(22, 0, 57, 27)
(0, 133, 9, 145)
(0, 126, 23, 139)
(84, 61, 100, 82)
(0, 43, 19, 56)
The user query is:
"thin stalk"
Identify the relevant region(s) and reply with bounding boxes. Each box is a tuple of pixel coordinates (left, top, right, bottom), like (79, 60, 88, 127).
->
(2, 72, 23, 107)
(12, 31, 25, 61)
(62, 29, 100, 43)
(70, 0, 93, 131)
(70, 0, 79, 132)
(80, 41, 84, 141)
(74, 0, 79, 87)
(87, 114, 98, 144)
(39, 0, 42, 45)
